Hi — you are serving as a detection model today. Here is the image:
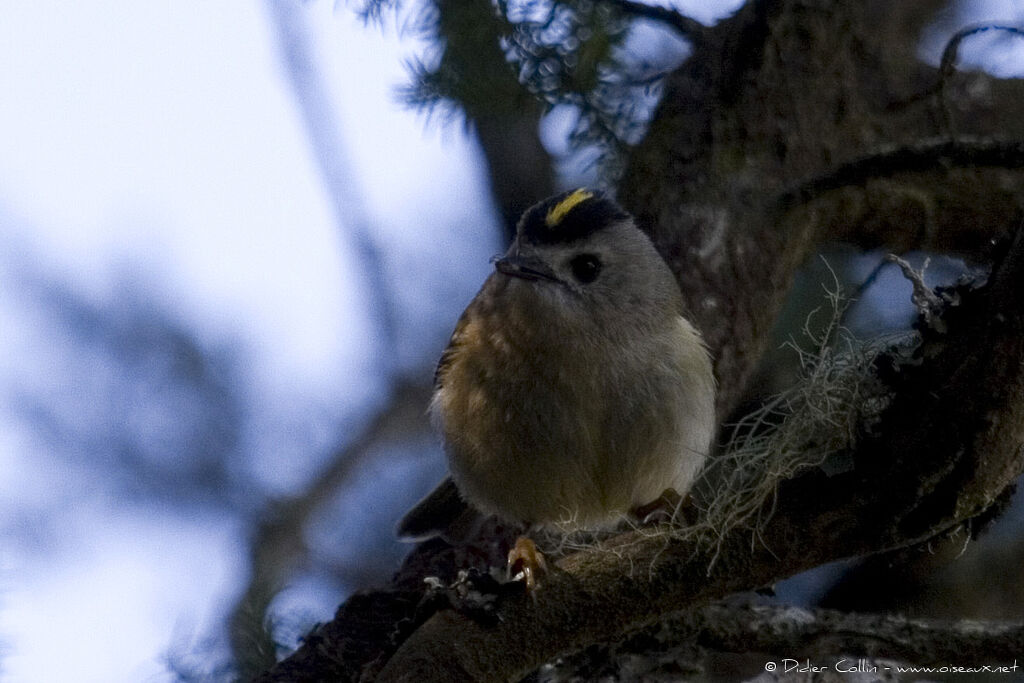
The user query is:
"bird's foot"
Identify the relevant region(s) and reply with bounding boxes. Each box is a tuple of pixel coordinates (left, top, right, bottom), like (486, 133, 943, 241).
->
(507, 536, 547, 592)
(631, 488, 697, 526)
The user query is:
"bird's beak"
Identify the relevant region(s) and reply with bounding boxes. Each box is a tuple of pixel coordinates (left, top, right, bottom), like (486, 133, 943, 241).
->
(494, 254, 560, 283)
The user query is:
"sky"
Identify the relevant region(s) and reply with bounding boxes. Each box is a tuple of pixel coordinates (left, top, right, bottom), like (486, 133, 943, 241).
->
(0, 2, 496, 680)
(0, 0, 1020, 681)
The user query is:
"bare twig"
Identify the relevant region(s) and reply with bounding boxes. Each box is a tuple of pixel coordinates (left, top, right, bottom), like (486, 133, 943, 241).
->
(884, 254, 955, 332)
(229, 380, 432, 678)
(839, 255, 890, 329)
(776, 138, 1024, 212)
(229, 5, 431, 677)
(266, 0, 398, 357)
(606, 0, 707, 41)
(937, 25, 1024, 135)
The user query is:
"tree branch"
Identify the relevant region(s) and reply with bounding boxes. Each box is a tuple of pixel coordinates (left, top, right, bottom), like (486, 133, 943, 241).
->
(773, 138, 1024, 259)
(233, 4, 435, 676)
(431, 0, 555, 241)
(776, 138, 1024, 212)
(267, 0, 398, 356)
(936, 25, 1024, 135)
(231, 379, 433, 678)
(606, 0, 707, 41)
(546, 601, 1024, 677)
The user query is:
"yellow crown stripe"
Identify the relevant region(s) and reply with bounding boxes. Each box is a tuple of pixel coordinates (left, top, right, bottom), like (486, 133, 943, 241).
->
(545, 188, 593, 227)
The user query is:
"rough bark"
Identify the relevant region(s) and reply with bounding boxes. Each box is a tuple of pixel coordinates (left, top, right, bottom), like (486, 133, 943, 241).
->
(544, 602, 1024, 679)
(620, 0, 1024, 418)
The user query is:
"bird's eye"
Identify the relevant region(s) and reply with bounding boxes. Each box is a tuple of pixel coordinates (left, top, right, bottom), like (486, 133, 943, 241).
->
(569, 254, 602, 283)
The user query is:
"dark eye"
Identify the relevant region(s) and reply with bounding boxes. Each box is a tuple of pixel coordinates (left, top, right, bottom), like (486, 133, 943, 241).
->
(569, 254, 602, 283)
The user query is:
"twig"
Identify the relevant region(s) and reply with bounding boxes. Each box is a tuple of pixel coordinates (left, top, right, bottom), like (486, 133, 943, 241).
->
(839, 255, 890, 329)
(229, 4, 426, 677)
(606, 0, 707, 41)
(885, 254, 949, 332)
(266, 0, 399, 360)
(229, 380, 432, 679)
(776, 138, 1024, 211)
(937, 25, 1024, 135)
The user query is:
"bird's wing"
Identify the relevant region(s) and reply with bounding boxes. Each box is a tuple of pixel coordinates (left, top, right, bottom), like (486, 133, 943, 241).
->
(433, 304, 475, 388)
(410, 295, 486, 541)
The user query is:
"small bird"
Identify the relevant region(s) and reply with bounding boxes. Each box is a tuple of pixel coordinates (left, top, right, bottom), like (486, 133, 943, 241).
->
(397, 189, 716, 586)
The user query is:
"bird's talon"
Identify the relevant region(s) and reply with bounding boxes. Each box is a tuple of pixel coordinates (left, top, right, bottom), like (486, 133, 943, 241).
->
(632, 488, 695, 525)
(507, 536, 547, 592)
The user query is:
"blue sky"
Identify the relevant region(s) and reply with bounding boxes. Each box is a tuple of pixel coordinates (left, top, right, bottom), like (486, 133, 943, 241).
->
(0, 2, 496, 679)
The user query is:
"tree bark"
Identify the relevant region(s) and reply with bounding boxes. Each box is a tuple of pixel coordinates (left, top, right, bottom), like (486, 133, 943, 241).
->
(546, 602, 1024, 677)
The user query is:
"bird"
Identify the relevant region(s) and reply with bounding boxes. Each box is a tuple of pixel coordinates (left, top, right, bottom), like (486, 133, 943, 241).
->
(397, 188, 716, 588)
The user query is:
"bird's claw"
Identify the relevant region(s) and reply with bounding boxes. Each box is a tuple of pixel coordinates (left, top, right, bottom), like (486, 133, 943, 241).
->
(632, 488, 696, 525)
(507, 536, 547, 592)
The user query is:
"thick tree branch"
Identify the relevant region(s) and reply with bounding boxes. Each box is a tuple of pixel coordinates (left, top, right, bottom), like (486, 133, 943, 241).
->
(773, 138, 1024, 259)
(547, 601, 1024, 677)
(776, 138, 1024, 212)
(697, 604, 1024, 664)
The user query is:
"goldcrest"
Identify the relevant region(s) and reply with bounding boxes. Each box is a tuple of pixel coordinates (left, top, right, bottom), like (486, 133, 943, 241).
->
(398, 189, 716, 540)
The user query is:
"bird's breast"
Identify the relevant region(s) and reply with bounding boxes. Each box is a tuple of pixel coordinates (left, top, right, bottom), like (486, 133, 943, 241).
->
(434, 302, 712, 528)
